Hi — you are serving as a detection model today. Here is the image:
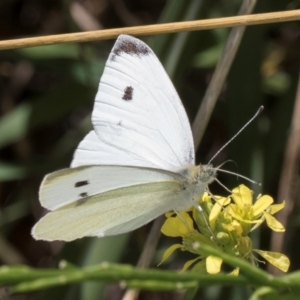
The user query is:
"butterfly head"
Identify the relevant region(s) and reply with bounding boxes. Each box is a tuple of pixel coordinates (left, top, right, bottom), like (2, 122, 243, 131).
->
(178, 164, 216, 186)
(199, 164, 216, 184)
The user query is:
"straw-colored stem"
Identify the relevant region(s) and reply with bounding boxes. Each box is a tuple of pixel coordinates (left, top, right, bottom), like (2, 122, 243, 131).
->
(0, 10, 299, 50)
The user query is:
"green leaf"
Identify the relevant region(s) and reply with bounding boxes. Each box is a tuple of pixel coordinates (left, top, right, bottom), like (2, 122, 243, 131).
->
(158, 244, 182, 266)
(0, 163, 27, 181)
(0, 82, 93, 148)
(262, 71, 291, 95)
(250, 286, 297, 300)
(182, 256, 201, 272)
(71, 60, 105, 87)
(193, 44, 222, 68)
(191, 260, 207, 273)
(17, 44, 80, 59)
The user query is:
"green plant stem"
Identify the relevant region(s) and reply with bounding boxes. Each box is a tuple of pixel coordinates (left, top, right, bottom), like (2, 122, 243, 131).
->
(1, 253, 299, 294)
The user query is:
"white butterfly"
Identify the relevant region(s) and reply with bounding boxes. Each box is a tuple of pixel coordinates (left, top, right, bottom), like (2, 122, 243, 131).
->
(32, 35, 216, 242)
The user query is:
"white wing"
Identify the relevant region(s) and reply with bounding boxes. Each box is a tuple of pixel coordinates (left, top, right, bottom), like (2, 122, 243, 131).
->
(71, 35, 194, 170)
(71, 131, 157, 168)
(39, 165, 184, 210)
(32, 181, 184, 241)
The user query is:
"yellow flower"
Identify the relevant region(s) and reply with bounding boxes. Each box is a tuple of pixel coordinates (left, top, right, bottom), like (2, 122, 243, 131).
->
(228, 185, 285, 233)
(159, 185, 290, 273)
(159, 211, 219, 273)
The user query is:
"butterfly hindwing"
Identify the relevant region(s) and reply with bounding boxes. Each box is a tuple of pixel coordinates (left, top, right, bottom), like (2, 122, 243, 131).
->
(39, 165, 184, 211)
(33, 181, 183, 241)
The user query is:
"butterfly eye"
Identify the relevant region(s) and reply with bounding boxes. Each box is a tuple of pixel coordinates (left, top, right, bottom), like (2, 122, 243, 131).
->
(199, 166, 216, 183)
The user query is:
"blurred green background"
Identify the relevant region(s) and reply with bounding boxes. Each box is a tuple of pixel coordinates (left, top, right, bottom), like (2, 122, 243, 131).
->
(0, 0, 299, 299)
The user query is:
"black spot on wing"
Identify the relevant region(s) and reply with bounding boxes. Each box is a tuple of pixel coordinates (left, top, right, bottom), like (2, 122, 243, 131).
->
(122, 86, 133, 101)
(111, 36, 150, 61)
(75, 180, 89, 188)
(79, 192, 88, 197)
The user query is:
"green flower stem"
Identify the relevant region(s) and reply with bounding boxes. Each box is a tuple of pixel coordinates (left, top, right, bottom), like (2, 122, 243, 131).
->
(1, 263, 248, 293)
(277, 270, 300, 288)
(1, 259, 299, 294)
(123, 280, 199, 291)
(188, 242, 292, 288)
(0, 266, 60, 284)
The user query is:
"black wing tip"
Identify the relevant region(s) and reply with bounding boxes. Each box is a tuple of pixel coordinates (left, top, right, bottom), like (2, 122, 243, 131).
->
(111, 35, 152, 61)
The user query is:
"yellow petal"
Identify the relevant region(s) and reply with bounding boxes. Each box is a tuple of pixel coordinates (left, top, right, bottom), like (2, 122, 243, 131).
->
(161, 212, 194, 237)
(223, 220, 243, 236)
(252, 195, 273, 217)
(227, 204, 242, 220)
(228, 268, 239, 276)
(165, 211, 175, 218)
(227, 204, 260, 224)
(231, 220, 243, 236)
(209, 197, 231, 228)
(206, 255, 223, 274)
(264, 212, 285, 232)
(232, 185, 253, 207)
(200, 192, 211, 203)
(269, 201, 285, 215)
(182, 256, 202, 272)
(253, 249, 290, 272)
(179, 211, 194, 227)
(158, 244, 182, 266)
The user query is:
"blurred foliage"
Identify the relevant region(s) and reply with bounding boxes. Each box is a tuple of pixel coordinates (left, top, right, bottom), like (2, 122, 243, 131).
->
(0, 0, 299, 299)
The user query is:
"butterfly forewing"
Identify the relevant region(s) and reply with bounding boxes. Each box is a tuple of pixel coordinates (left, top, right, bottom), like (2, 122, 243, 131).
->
(71, 131, 153, 168)
(72, 35, 195, 170)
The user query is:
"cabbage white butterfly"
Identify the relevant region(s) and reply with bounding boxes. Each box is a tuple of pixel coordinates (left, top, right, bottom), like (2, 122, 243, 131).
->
(32, 35, 218, 241)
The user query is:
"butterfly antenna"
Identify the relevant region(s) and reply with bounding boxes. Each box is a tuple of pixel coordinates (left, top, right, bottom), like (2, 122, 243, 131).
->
(215, 160, 261, 185)
(208, 106, 264, 165)
(216, 168, 261, 185)
(215, 177, 233, 194)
